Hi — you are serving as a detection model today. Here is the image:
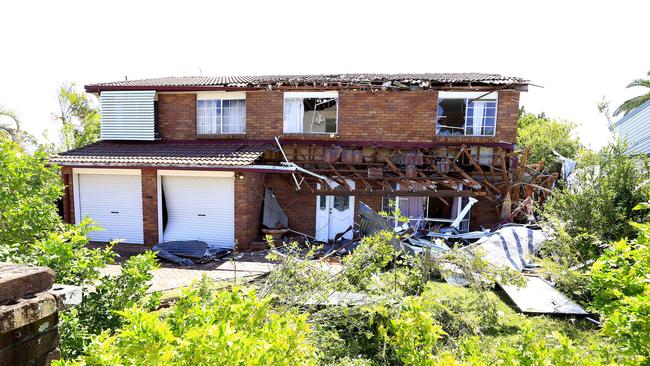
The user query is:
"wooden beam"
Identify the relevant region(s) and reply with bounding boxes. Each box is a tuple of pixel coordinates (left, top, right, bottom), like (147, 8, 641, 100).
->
(305, 189, 486, 197)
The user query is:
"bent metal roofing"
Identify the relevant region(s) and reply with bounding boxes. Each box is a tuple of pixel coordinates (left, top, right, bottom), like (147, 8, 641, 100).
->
(49, 140, 271, 168)
(85, 73, 529, 92)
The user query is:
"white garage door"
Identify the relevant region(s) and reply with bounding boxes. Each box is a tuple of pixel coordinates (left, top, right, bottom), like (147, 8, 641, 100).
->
(162, 175, 235, 249)
(77, 173, 144, 244)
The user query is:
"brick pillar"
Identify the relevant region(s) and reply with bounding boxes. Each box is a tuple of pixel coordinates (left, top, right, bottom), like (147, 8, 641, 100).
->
(0, 263, 81, 365)
(141, 168, 159, 246)
(234, 172, 265, 251)
(61, 167, 75, 224)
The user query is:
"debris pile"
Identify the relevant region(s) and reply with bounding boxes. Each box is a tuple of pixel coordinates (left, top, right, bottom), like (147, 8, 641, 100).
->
(152, 240, 232, 266)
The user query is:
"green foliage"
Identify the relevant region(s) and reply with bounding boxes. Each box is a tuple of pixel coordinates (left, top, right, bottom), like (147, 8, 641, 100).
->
(342, 231, 399, 288)
(0, 141, 63, 250)
(516, 111, 582, 174)
(59, 252, 160, 358)
(31, 218, 116, 286)
(542, 140, 650, 266)
(57, 284, 316, 366)
(589, 207, 650, 361)
(614, 70, 650, 117)
(56, 83, 100, 151)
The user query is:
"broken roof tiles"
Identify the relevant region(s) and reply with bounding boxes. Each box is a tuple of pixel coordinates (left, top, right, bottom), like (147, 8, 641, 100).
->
(49, 140, 271, 168)
(86, 73, 529, 92)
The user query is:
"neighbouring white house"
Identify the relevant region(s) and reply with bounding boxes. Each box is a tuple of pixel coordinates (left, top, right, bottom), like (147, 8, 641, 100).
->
(610, 99, 650, 155)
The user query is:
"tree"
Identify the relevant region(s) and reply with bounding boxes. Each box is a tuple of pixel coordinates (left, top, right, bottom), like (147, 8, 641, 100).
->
(614, 71, 650, 116)
(56, 83, 100, 151)
(0, 106, 21, 141)
(516, 110, 582, 174)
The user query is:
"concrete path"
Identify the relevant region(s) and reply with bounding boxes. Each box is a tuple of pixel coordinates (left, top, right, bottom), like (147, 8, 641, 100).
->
(99, 255, 274, 293)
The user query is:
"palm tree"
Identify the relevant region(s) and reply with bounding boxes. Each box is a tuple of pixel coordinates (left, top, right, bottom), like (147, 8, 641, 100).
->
(0, 106, 21, 141)
(614, 71, 650, 116)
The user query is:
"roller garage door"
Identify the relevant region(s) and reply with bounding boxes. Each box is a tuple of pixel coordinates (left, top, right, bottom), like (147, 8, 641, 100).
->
(161, 175, 235, 249)
(77, 173, 144, 244)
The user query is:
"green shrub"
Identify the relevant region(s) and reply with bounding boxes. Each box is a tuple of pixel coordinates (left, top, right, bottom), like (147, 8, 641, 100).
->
(59, 252, 160, 358)
(56, 284, 316, 365)
(516, 111, 582, 174)
(589, 204, 650, 361)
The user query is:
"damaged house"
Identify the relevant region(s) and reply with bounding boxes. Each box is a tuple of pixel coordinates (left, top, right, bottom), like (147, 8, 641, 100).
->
(50, 73, 544, 250)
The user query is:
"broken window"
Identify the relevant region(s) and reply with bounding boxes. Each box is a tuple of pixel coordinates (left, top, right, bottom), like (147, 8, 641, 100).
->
(436, 92, 497, 137)
(284, 92, 338, 134)
(197, 99, 246, 134)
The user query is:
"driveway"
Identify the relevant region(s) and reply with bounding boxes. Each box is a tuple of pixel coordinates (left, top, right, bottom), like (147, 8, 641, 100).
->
(99, 253, 274, 293)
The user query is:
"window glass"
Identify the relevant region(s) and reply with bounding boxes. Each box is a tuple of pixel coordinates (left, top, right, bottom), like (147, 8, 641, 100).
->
(437, 97, 496, 137)
(196, 99, 245, 134)
(284, 94, 338, 133)
(333, 195, 349, 211)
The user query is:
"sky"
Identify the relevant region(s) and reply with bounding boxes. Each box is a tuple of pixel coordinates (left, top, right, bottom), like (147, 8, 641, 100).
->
(1, 0, 648, 150)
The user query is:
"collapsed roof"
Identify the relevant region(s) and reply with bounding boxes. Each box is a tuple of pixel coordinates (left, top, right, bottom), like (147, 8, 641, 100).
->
(85, 73, 529, 92)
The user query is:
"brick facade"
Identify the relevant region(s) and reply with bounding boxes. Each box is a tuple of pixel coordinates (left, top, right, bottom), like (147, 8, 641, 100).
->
(234, 172, 265, 250)
(158, 93, 197, 140)
(61, 166, 74, 224)
(141, 169, 159, 245)
(157, 90, 520, 144)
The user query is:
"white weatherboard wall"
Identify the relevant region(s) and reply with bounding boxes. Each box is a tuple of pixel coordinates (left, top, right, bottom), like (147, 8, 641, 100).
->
(99, 90, 156, 140)
(74, 170, 144, 244)
(159, 172, 235, 249)
(613, 102, 650, 155)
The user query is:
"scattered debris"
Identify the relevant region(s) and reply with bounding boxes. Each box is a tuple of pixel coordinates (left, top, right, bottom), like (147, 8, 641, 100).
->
(152, 240, 232, 266)
(501, 275, 588, 315)
(262, 188, 288, 230)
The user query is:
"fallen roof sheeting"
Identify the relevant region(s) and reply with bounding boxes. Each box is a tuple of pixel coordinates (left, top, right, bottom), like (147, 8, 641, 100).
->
(501, 275, 588, 315)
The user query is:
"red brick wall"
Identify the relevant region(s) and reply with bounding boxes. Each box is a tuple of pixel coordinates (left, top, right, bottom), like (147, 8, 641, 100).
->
(234, 172, 265, 250)
(158, 94, 197, 140)
(61, 166, 74, 224)
(155, 90, 520, 144)
(141, 169, 159, 245)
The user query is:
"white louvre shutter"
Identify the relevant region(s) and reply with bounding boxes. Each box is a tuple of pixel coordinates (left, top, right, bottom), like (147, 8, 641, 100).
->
(99, 90, 156, 140)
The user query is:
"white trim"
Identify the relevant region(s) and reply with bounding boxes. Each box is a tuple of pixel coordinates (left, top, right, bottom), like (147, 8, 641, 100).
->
(72, 168, 142, 175)
(438, 91, 498, 99)
(157, 170, 235, 177)
(157, 174, 163, 244)
(284, 91, 338, 99)
(196, 91, 246, 100)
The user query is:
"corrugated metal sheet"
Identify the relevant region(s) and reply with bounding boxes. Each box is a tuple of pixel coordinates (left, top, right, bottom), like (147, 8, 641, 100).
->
(99, 90, 156, 141)
(162, 175, 235, 249)
(613, 101, 650, 155)
(78, 174, 144, 243)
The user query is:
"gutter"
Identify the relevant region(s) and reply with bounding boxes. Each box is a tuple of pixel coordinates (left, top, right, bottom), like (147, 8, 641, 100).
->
(49, 162, 298, 173)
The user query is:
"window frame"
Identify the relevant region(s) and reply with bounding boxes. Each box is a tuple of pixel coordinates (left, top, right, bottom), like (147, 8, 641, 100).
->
(436, 91, 498, 137)
(283, 91, 339, 134)
(196, 98, 246, 135)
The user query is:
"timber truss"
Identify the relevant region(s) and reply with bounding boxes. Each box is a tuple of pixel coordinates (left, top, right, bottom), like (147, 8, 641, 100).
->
(264, 140, 557, 220)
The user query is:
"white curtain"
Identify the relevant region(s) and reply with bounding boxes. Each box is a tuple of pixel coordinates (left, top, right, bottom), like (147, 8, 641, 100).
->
(283, 98, 304, 133)
(471, 101, 486, 136)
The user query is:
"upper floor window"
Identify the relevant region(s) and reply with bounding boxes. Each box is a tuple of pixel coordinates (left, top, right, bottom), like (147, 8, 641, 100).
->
(436, 92, 497, 136)
(197, 99, 246, 134)
(283, 92, 338, 134)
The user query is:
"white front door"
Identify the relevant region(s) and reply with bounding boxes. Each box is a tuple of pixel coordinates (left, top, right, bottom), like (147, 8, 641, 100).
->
(315, 180, 355, 241)
(161, 174, 235, 249)
(77, 173, 144, 244)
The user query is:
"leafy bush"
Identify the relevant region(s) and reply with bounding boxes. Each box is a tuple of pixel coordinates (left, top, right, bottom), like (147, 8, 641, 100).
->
(56, 283, 316, 365)
(60, 252, 160, 358)
(589, 203, 650, 362)
(542, 140, 650, 266)
(0, 141, 62, 252)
